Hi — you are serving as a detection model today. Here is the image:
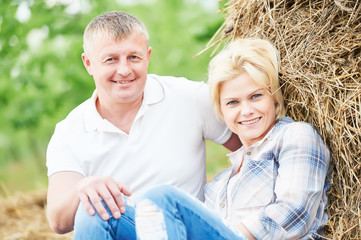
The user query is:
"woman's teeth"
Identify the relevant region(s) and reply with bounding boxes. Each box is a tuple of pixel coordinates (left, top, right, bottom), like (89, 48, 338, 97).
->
(241, 118, 260, 125)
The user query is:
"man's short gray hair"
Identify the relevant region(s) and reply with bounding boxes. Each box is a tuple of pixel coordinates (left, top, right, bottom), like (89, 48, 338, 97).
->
(83, 11, 149, 54)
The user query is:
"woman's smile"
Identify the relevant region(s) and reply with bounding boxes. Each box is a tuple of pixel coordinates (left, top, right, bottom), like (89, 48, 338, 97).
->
(239, 117, 261, 125)
(220, 72, 277, 149)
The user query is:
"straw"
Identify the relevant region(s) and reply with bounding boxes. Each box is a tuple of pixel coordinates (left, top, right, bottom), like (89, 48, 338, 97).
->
(202, 0, 361, 238)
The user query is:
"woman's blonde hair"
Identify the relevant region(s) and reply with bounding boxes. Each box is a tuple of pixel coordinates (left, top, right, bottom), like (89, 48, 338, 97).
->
(208, 38, 286, 121)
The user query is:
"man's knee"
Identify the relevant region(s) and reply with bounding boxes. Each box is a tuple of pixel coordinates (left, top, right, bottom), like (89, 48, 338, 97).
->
(74, 202, 105, 231)
(74, 201, 136, 239)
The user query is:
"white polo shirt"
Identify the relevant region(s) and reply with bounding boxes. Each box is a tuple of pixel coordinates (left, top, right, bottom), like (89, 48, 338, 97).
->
(46, 74, 232, 201)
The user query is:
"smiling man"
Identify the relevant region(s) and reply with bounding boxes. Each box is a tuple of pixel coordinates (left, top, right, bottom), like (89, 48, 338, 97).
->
(45, 11, 241, 239)
(82, 28, 151, 133)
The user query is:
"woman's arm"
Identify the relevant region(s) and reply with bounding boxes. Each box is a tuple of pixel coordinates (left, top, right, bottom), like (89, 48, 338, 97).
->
(235, 222, 257, 240)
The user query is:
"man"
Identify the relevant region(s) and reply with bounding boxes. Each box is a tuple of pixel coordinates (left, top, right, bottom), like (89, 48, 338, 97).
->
(46, 11, 241, 239)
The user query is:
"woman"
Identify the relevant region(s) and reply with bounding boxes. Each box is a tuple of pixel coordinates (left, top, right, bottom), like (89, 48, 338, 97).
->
(134, 38, 331, 240)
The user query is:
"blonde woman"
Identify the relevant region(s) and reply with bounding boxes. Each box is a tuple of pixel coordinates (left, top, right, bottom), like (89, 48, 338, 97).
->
(135, 38, 331, 240)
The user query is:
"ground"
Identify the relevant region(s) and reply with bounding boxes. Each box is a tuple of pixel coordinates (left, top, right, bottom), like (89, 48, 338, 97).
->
(0, 191, 73, 240)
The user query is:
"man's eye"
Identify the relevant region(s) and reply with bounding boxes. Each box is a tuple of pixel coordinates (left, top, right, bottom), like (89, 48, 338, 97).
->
(226, 100, 238, 105)
(105, 58, 114, 62)
(130, 55, 139, 60)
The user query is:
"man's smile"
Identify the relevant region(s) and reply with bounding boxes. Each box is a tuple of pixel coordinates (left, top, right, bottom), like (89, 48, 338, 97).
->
(111, 79, 135, 84)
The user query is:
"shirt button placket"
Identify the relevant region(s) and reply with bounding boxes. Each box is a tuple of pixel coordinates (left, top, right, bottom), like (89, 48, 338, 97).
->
(219, 202, 226, 217)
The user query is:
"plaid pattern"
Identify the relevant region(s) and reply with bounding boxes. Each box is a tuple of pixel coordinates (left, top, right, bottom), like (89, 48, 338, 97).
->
(204, 117, 331, 240)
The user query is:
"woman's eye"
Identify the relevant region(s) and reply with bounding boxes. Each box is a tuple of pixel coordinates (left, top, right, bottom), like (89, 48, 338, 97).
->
(251, 94, 262, 99)
(226, 100, 238, 106)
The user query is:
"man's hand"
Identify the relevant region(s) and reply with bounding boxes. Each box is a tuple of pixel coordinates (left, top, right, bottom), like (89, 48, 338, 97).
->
(223, 132, 242, 151)
(76, 176, 132, 220)
(47, 172, 131, 234)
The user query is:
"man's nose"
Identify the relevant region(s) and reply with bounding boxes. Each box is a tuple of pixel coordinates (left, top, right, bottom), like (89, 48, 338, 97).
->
(116, 61, 131, 77)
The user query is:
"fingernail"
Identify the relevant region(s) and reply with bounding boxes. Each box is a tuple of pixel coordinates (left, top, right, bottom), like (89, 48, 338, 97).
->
(120, 207, 125, 213)
(114, 211, 121, 219)
(89, 209, 95, 215)
(102, 213, 109, 220)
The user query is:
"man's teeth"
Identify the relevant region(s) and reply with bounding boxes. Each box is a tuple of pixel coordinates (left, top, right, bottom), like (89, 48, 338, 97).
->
(115, 80, 131, 84)
(241, 118, 260, 125)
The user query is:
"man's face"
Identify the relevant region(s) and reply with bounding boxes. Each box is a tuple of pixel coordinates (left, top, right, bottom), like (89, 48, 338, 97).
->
(82, 31, 152, 107)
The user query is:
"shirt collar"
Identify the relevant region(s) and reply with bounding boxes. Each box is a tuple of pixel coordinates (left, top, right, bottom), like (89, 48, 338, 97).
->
(84, 74, 165, 132)
(251, 117, 293, 145)
(227, 147, 245, 166)
(83, 90, 102, 132)
(143, 74, 165, 105)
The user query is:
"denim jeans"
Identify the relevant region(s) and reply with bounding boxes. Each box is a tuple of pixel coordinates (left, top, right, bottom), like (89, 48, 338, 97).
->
(135, 185, 247, 240)
(74, 200, 136, 240)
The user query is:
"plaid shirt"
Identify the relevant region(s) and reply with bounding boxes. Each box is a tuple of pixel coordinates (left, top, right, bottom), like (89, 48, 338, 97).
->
(204, 117, 331, 240)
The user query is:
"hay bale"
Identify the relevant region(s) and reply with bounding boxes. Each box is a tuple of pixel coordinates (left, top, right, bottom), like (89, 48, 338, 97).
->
(203, 0, 361, 238)
(0, 191, 73, 240)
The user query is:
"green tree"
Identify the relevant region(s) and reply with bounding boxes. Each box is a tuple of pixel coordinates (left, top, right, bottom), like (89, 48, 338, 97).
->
(0, 0, 227, 194)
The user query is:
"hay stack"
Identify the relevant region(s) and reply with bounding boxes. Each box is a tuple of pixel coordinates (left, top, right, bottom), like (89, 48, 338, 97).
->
(203, 0, 361, 238)
(0, 191, 73, 240)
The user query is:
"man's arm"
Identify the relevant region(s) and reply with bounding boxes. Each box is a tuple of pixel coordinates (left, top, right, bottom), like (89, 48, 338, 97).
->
(47, 172, 131, 234)
(222, 132, 242, 151)
(47, 172, 83, 234)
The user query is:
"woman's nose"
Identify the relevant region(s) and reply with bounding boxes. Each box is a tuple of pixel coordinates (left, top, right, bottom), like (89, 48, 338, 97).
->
(240, 101, 254, 116)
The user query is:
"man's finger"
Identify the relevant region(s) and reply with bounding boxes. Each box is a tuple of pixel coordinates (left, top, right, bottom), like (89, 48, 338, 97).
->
(88, 190, 110, 221)
(79, 193, 96, 216)
(97, 185, 122, 219)
(118, 183, 132, 196)
(106, 182, 127, 215)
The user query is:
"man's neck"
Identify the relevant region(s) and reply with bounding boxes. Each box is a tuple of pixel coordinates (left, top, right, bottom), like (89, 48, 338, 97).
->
(96, 96, 143, 134)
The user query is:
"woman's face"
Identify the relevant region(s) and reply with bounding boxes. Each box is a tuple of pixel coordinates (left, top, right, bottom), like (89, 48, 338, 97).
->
(220, 72, 277, 149)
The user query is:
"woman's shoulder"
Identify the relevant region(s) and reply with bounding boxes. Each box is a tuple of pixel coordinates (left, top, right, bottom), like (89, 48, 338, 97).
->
(274, 117, 327, 151)
(277, 117, 320, 137)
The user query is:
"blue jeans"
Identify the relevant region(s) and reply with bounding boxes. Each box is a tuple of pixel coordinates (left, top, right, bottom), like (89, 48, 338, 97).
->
(73, 200, 136, 240)
(135, 185, 247, 240)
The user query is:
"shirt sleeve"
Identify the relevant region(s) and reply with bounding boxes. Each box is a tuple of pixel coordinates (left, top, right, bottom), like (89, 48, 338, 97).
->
(196, 81, 232, 144)
(242, 122, 331, 239)
(46, 123, 85, 177)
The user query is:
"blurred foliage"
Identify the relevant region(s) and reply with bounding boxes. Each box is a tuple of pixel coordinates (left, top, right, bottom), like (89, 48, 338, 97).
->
(0, 0, 228, 194)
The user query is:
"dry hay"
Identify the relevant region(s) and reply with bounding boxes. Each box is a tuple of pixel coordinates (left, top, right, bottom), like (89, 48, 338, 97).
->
(0, 191, 73, 240)
(201, 0, 361, 238)
(1, 2, 359, 239)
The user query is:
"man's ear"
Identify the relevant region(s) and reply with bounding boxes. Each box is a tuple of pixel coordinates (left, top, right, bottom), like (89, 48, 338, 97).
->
(82, 53, 93, 76)
(147, 47, 152, 60)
